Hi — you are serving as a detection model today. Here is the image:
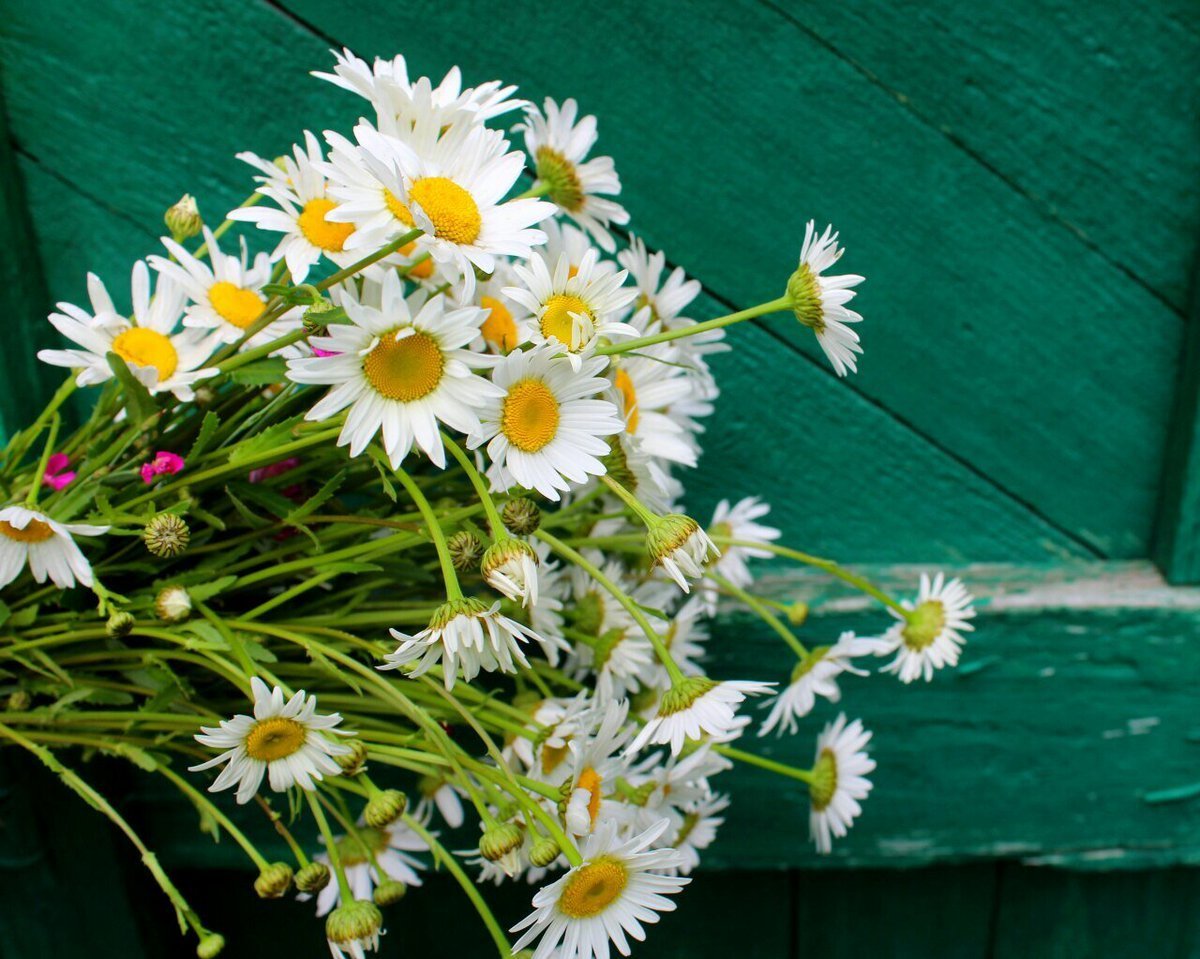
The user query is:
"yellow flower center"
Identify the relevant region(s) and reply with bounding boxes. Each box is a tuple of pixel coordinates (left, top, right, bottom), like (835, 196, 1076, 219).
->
(558, 856, 628, 919)
(501, 379, 560, 452)
(399, 241, 433, 279)
(809, 747, 839, 812)
(540, 294, 593, 349)
(614, 368, 639, 434)
(208, 281, 266, 330)
(541, 739, 571, 776)
(111, 327, 178, 383)
(577, 766, 603, 827)
(903, 599, 947, 652)
(383, 188, 416, 227)
(408, 177, 481, 245)
(480, 296, 518, 352)
(298, 198, 355, 253)
(0, 518, 55, 543)
(363, 330, 445, 402)
(244, 717, 306, 762)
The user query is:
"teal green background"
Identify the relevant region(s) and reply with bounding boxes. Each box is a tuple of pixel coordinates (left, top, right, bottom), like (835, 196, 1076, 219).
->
(1, 1, 1199, 956)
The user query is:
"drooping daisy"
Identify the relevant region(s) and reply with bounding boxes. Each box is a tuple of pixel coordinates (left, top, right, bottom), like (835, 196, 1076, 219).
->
(878, 572, 976, 683)
(508, 693, 597, 786)
(481, 536, 540, 607)
(149, 228, 302, 352)
(563, 701, 633, 837)
(305, 818, 428, 916)
(189, 678, 352, 804)
(286, 273, 500, 469)
(506, 251, 637, 368)
(759, 632, 888, 737)
(693, 497, 781, 616)
(38, 261, 218, 401)
(519, 98, 630, 251)
(229, 132, 365, 283)
(808, 713, 875, 854)
(628, 677, 774, 756)
(510, 820, 689, 959)
(0, 506, 108, 590)
(378, 597, 560, 690)
(646, 513, 720, 593)
(787, 221, 865, 377)
(468, 346, 624, 502)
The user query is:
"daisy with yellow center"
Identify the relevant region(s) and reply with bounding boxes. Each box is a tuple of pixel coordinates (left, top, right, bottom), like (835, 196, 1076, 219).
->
(286, 272, 500, 469)
(628, 677, 774, 757)
(189, 677, 352, 805)
(510, 820, 688, 959)
(564, 701, 633, 837)
(506, 251, 637, 370)
(786, 220, 866, 377)
(878, 572, 976, 683)
(606, 346, 702, 468)
(690, 496, 781, 617)
(229, 132, 365, 282)
(468, 346, 624, 502)
(808, 713, 875, 854)
(38, 261, 219, 401)
(303, 818, 428, 918)
(148, 227, 303, 353)
(519, 97, 630, 252)
(0, 506, 108, 590)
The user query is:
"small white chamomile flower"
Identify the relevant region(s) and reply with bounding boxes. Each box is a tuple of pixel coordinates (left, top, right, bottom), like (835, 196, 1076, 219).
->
(693, 496, 780, 616)
(304, 818, 428, 917)
(481, 536, 541, 607)
(808, 713, 875, 854)
(647, 513, 720, 593)
(628, 677, 774, 756)
(878, 572, 976, 682)
(787, 221, 865, 376)
(0, 506, 108, 590)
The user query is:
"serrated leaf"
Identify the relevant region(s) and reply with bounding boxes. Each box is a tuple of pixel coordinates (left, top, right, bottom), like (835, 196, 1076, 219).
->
(189, 575, 238, 603)
(224, 486, 271, 528)
(286, 469, 346, 525)
(227, 480, 298, 519)
(188, 410, 221, 460)
(106, 352, 159, 424)
(227, 415, 305, 465)
(240, 635, 279, 664)
(180, 621, 230, 651)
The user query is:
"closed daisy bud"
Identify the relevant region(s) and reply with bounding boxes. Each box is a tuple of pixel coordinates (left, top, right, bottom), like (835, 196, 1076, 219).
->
(155, 585, 192, 623)
(447, 530, 483, 572)
(529, 836, 561, 869)
(501, 497, 541, 535)
(788, 602, 809, 626)
(373, 879, 407, 907)
(254, 861, 294, 898)
(646, 514, 719, 593)
(106, 610, 135, 638)
(335, 739, 369, 776)
(195, 932, 225, 958)
(481, 537, 539, 607)
(325, 899, 382, 959)
(143, 513, 190, 558)
(295, 860, 331, 894)
(363, 789, 407, 828)
(165, 194, 202, 241)
(6, 690, 31, 711)
(479, 822, 523, 863)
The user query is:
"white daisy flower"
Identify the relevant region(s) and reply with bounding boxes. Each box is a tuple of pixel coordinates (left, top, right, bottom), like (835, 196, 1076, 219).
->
(787, 221, 865, 376)
(379, 597, 560, 690)
(481, 536, 540, 607)
(506, 251, 637, 369)
(647, 514, 720, 593)
(510, 820, 689, 959)
(809, 713, 875, 854)
(608, 344, 704, 469)
(148, 227, 302, 352)
(469, 258, 528, 355)
(286, 273, 500, 469)
(664, 792, 729, 876)
(468, 346, 623, 502)
(0, 506, 108, 590)
(759, 632, 888, 737)
(519, 97, 630, 251)
(38, 261, 218, 401)
(618, 236, 702, 329)
(509, 693, 597, 785)
(228, 132, 365, 283)
(628, 678, 774, 756)
(878, 572, 976, 683)
(693, 497, 780, 616)
(304, 818, 428, 917)
(189, 678, 352, 804)
(541, 219, 605, 278)
(416, 776, 466, 829)
(563, 700, 633, 837)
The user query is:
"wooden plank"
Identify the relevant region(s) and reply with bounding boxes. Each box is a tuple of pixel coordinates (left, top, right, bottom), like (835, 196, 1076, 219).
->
(0, 0, 1186, 558)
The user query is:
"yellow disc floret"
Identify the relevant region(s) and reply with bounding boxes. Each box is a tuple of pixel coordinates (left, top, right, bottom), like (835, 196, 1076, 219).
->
(383, 188, 416, 228)
(558, 857, 628, 919)
(613, 368, 639, 434)
(0, 519, 55, 543)
(481, 296, 518, 352)
(502, 379, 560, 452)
(541, 294, 593, 349)
(209, 281, 266, 330)
(408, 177, 482, 245)
(298, 198, 355, 253)
(363, 330, 445, 402)
(576, 766, 603, 828)
(244, 717, 307, 762)
(111, 327, 179, 382)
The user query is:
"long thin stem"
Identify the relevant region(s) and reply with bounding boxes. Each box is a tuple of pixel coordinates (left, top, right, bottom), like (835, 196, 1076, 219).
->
(595, 295, 792, 355)
(306, 789, 354, 902)
(393, 466, 463, 600)
(715, 743, 814, 785)
(712, 572, 807, 659)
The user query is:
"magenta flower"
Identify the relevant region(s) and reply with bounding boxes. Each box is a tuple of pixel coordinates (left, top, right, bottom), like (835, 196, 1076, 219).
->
(42, 453, 76, 491)
(140, 451, 186, 485)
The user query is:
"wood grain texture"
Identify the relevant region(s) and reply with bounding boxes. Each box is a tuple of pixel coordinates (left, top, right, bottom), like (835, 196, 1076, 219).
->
(0, 0, 1193, 558)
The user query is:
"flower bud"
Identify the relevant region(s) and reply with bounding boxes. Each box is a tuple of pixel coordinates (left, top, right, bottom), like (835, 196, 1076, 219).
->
(6, 690, 31, 712)
(165, 194, 202, 241)
(325, 900, 382, 956)
(447, 530, 483, 572)
(363, 789, 407, 828)
(528, 836, 561, 868)
(373, 879, 407, 907)
(335, 739, 369, 777)
(787, 601, 809, 627)
(479, 822, 523, 863)
(253, 861, 294, 899)
(155, 585, 192, 623)
(501, 497, 541, 535)
(295, 861, 331, 894)
(196, 933, 225, 958)
(143, 513, 190, 558)
(106, 610, 135, 638)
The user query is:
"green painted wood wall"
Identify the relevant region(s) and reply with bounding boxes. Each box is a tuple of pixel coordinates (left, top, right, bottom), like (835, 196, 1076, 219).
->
(1, 1, 1199, 956)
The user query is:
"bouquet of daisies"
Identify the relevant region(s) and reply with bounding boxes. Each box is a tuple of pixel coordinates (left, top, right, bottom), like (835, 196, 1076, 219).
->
(0, 50, 975, 959)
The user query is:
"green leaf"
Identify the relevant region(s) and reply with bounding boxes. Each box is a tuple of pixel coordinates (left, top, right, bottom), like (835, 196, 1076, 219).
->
(105, 352, 159, 424)
(227, 415, 305, 465)
(0, 600, 10, 630)
(188, 410, 221, 460)
(286, 469, 346, 525)
(188, 575, 238, 603)
(224, 486, 271, 528)
(228, 357, 288, 386)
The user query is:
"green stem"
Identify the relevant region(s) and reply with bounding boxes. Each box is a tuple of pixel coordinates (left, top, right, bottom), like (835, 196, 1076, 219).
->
(157, 763, 271, 871)
(712, 573, 807, 659)
(716, 743, 815, 785)
(596, 295, 792, 355)
(599, 474, 659, 527)
(441, 432, 505, 537)
(306, 789, 354, 902)
(24, 413, 61, 507)
(393, 466, 463, 600)
(317, 229, 422, 291)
